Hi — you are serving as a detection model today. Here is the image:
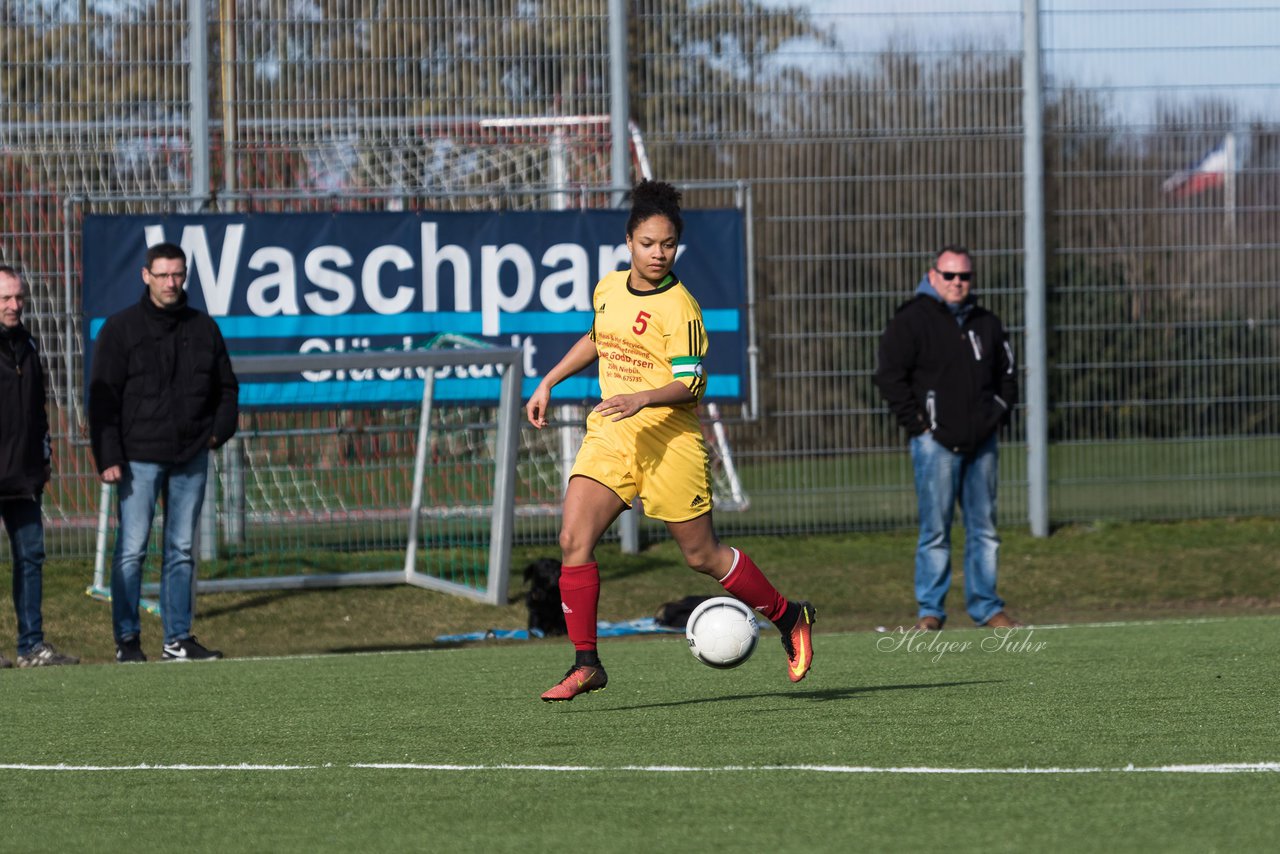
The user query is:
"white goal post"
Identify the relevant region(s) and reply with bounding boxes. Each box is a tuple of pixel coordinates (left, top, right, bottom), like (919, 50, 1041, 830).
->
(88, 347, 524, 606)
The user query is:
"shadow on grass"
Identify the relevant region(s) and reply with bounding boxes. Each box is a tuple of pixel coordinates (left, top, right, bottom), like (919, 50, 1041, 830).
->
(197, 587, 333, 619)
(599, 553, 686, 581)
(599, 680, 1004, 712)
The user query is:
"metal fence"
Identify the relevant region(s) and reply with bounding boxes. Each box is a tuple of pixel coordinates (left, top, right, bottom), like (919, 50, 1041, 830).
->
(2, 1, 1278, 561)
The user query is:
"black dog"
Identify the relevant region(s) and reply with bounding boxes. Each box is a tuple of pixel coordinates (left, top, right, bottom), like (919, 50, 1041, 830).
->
(523, 558, 567, 637)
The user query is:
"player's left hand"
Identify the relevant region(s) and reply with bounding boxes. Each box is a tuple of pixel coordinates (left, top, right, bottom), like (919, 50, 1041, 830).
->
(594, 392, 649, 421)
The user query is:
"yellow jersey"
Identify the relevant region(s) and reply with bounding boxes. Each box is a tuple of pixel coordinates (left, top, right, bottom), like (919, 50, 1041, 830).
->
(589, 269, 708, 410)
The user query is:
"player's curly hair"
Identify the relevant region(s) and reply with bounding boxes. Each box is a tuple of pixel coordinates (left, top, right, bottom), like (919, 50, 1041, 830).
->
(626, 179, 683, 238)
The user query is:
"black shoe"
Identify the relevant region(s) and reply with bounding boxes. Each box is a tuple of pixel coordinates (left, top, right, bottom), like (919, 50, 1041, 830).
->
(162, 636, 223, 661)
(116, 636, 147, 664)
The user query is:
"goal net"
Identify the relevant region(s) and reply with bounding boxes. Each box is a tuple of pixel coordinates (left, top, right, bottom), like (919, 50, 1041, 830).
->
(222, 115, 748, 529)
(86, 338, 749, 611)
(81, 114, 749, 609)
(89, 346, 524, 606)
(238, 114, 653, 210)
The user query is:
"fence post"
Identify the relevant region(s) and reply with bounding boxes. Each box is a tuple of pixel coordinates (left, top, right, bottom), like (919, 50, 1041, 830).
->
(191, 0, 218, 566)
(610, 0, 642, 553)
(188, 0, 210, 209)
(225, 436, 245, 546)
(1023, 0, 1049, 537)
(609, 0, 630, 208)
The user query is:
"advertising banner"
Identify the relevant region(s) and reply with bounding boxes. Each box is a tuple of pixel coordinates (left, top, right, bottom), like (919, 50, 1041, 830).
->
(82, 210, 746, 408)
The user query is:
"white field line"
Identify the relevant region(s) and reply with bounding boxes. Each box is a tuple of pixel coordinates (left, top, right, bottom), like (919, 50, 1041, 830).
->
(1, 762, 1277, 775)
(0, 763, 322, 771)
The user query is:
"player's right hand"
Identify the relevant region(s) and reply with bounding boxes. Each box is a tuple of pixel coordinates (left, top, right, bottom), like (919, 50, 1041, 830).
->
(526, 385, 551, 429)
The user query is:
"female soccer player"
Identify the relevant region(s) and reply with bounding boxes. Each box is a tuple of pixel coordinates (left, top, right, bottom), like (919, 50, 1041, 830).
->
(525, 180, 815, 702)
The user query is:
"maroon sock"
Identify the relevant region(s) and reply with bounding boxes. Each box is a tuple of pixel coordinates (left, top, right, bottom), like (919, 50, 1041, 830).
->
(718, 548, 788, 624)
(559, 562, 600, 652)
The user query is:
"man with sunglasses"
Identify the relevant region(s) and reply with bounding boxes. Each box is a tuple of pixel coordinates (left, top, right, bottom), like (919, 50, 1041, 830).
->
(89, 242, 239, 663)
(874, 245, 1021, 631)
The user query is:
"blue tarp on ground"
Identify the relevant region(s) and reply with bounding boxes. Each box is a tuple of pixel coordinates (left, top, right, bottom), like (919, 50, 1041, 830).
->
(435, 617, 682, 644)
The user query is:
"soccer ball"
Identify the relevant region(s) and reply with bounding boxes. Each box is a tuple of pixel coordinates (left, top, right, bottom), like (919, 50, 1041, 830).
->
(685, 597, 759, 669)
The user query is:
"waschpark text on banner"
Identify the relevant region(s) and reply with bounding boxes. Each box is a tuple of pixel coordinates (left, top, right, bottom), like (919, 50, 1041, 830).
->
(81, 211, 747, 409)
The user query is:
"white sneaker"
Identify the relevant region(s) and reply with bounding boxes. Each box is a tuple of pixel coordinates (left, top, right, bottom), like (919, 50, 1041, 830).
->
(161, 637, 223, 661)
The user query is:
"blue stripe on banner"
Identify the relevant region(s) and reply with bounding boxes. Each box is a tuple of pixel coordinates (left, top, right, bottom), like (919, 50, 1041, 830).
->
(237, 374, 740, 407)
(88, 310, 740, 341)
(699, 309, 738, 332)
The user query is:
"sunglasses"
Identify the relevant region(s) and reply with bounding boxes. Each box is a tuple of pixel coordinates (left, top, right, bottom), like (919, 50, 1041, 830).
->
(934, 269, 972, 282)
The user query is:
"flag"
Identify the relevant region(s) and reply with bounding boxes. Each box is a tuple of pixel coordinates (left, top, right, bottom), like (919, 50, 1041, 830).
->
(1162, 135, 1233, 196)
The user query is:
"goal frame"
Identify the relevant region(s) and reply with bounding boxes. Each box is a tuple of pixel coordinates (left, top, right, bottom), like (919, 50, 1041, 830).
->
(88, 347, 524, 606)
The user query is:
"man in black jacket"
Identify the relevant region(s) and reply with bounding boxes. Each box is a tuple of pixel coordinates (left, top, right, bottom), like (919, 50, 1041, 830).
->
(89, 243, 239, 663)
(873, 246, 1021, 632)
(0, 265, 78, 667)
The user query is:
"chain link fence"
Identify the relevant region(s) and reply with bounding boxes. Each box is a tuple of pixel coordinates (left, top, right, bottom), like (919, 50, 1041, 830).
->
(1, 1, 1278, 560)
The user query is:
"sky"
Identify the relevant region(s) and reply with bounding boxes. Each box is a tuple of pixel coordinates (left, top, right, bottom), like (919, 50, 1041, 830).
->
(759, 0, 1280, 122)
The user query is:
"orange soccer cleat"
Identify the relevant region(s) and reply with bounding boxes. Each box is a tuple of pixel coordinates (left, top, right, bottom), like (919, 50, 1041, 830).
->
(780, 601, 816, 683)
(540, 664, 609, 702)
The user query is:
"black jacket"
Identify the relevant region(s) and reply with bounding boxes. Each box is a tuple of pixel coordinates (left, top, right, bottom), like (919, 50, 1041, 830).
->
(0, 324, 51, 498)
(874, 291, 1017, 454)
(89, 290, 239, 472)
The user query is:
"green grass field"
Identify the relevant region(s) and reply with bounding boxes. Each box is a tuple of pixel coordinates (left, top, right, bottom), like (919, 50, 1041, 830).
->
(2, 616, 1278, 852)
(4, 519, 1280, 851)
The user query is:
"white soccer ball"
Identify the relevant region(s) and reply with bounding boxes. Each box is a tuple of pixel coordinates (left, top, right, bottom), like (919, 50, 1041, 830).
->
(685, 596, 759, 669)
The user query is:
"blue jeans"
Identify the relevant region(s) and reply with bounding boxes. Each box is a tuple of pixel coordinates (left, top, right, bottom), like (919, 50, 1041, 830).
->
(111, 451, 208, 645)
(909, 432, 1004, 625)
(3, 496, 46, 655)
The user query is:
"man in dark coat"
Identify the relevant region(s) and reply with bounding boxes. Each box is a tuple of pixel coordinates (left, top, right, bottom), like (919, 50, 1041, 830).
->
(89, 243, 239, 663)
(0, 265, 78, 667)
(874, 245, 1021, 631)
